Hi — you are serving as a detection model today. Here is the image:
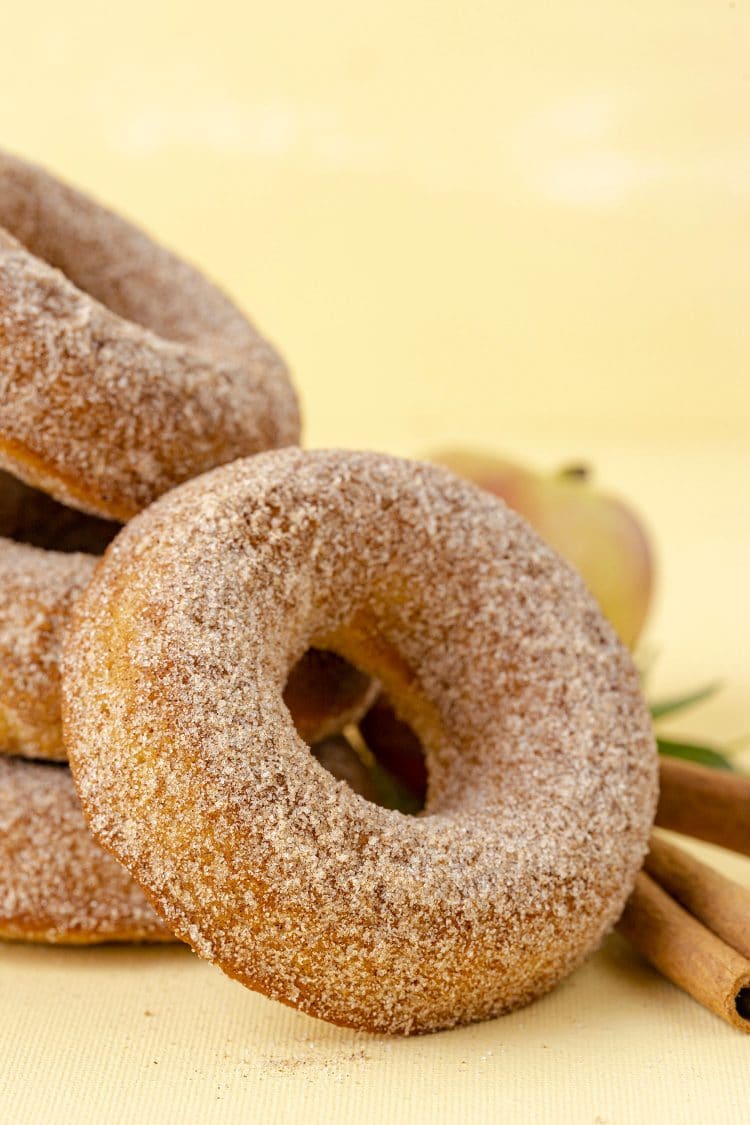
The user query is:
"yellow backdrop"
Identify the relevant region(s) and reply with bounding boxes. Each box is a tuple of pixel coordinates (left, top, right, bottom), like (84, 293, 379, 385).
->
(1, 2, 749, 1120)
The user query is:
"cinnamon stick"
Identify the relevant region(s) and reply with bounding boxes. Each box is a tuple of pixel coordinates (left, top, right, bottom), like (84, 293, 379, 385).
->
(616, 871, 750, 1033)
(657, 756, 750, 856)
(645, 835, 750, 960)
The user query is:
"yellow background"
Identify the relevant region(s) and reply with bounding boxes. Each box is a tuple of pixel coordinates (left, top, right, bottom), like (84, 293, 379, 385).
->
(1, 2, 749, 1121)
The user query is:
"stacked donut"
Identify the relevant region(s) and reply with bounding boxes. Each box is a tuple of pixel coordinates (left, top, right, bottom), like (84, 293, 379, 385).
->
(0, 152, 375, 944)
(1, 152, 658, 1034)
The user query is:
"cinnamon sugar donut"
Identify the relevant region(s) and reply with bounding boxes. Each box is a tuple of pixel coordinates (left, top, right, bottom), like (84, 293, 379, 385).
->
(0, 473, 374, 760)
(63, 450, 658, 1034)
(0, 536, 95, 759)
(0, 150, 299, 520)
(0, 757, 172, 943)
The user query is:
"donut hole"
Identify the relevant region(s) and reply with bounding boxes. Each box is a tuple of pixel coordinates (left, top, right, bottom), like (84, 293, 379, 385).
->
(359, 694, 428, 812)
(308, 732, 381, 806)
(283, 649, 373, 744)
(0, 470, 121, 554)
(310, 725, 426, 814)
(736, 988, 750, 1022)
(283, 651, 426, 813)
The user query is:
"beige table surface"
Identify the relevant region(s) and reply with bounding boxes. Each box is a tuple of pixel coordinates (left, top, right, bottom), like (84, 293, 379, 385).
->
(1, 0, 749, 1120)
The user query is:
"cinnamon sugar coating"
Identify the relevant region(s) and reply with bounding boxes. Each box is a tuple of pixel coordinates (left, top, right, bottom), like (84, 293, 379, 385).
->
(0, 757, 172, 943)
(63, 450, 658, 1034)
(0, 150, 299, 520)
(0, 739, 370, 945)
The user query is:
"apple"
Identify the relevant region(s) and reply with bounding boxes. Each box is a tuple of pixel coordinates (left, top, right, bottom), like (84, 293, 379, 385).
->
(430, 450, 655, 650)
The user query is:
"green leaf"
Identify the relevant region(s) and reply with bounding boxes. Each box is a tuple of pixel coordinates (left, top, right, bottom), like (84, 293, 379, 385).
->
(657, 737, 735, 772)
(650, 682, 722, 721)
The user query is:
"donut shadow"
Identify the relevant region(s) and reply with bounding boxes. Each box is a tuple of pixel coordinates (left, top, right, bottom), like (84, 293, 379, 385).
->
(0, 927, 682, 1051)
(0, 937, 191, 974)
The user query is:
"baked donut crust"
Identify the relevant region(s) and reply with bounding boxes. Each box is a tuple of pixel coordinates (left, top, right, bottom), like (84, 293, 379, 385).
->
(0, 150, 299, 520)
(0, 757, 173, 943)
(63, 450, 658, 1034)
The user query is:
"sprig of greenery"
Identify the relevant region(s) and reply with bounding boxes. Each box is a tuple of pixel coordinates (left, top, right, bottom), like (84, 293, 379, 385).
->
(650, 682, 722, 721)
(656, 737, 734, 771)
(649, 682, 737, 772)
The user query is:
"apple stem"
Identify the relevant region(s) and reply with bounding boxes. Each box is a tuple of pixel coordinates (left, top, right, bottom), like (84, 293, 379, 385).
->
(557, 463, 591, 482)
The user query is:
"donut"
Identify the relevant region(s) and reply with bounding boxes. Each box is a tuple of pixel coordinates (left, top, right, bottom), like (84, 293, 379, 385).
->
(0, 757, 173, 943)
(0, 150, 299, 520)
(0, 470, 374, 759)
(0, 536, 96, 759)
(63, 449, 658, 1034)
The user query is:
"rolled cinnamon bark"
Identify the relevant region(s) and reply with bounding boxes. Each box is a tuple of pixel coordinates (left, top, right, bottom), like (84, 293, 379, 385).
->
(645, 835, 750, 960)
(617, 871, 750, 1033)
(657, 756, 750, 856)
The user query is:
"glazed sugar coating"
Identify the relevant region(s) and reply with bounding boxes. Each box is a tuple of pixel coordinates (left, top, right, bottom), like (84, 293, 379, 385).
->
(0, 539, 96, 759)
(0, 757, 173, 943)
(0, 150, 299, 520)
(63, 450, 658, 1034)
